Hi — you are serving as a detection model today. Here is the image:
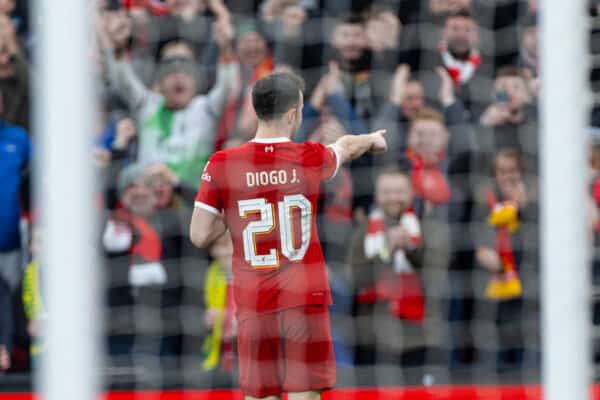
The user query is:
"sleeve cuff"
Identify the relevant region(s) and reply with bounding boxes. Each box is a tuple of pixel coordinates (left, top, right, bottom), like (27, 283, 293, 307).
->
(326, 144, 342, 180)
(194, 201, 221, 215)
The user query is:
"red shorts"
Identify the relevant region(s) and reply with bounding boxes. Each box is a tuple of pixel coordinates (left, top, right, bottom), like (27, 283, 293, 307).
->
(237, 304, 336, 398)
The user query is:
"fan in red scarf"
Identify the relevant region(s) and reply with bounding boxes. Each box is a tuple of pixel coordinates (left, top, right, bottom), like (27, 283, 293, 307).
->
(358, 168, 425, 322)
(405, 107, 452, 206)
(439, 10, 481, 86)
(102, 164, 167, 289)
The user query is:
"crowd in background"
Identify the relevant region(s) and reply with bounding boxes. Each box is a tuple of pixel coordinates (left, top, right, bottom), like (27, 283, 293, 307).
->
(2, 0, 600, 389)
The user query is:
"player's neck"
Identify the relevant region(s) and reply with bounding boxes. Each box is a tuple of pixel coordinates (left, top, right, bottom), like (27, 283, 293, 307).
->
(254, 121, 293, 140)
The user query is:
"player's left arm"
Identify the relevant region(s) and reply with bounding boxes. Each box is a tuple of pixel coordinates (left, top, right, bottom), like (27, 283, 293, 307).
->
(190, 208, 228, 249)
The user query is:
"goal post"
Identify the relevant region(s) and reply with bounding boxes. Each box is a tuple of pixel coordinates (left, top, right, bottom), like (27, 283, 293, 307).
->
(540, 0, 590, 399)
(34, 1, 101, 399)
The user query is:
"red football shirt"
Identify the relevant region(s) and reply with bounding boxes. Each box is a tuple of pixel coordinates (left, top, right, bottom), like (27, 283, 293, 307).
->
(195, 137, 340, 320)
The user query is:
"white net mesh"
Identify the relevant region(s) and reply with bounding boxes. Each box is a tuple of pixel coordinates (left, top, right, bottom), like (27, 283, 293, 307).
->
(1, 0, 599, 396)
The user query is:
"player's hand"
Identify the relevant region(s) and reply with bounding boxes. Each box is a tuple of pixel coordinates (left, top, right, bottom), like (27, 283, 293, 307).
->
(369, 129, 388, 154)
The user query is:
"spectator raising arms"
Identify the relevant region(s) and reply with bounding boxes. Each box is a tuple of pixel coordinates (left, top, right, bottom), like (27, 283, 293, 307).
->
(98, 11, 238, 188)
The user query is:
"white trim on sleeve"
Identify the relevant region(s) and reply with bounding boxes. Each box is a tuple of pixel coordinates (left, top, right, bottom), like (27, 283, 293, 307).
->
(326, 144, 342, 180)
(194, 201, 221, 215)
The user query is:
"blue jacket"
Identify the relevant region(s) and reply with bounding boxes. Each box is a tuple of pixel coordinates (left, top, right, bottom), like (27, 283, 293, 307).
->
(0, 121, 31, 251)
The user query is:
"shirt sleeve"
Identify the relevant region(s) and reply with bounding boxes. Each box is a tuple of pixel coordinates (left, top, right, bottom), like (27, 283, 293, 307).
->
(308, 142, 340, 181)
(194, 155, 223, 215)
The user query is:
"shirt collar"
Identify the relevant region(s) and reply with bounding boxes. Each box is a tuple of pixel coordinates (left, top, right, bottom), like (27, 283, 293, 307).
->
(250, 137, 291, 144)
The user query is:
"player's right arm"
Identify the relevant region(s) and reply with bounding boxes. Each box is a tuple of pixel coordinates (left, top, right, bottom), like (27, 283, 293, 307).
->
(330, 129, 388, 165)
(190, 155, 228, 249)
(190, 208, 228, 249)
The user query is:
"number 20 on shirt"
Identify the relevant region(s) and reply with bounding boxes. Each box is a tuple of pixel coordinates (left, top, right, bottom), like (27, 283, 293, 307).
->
(239, 194, 312, 268)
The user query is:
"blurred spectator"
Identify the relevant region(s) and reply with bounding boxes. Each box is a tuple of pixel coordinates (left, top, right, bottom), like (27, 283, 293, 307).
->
(0, 0, 15, 16)
(0, 0, 27, 43)
(349, 167, 426, 382)
(144, 163, 195, 209)
(518, 19, 537, 79)
(429, 0, 472, 18)
(0, 91, 31, 372)
(103, 164, 165, 288)
(202, 231, 235, 372)
(102, 163, 163, 360)
(100, 116, 138, 161)
(517, 18, 539, 97)
(419, 9, 492, 117)
(98, 13, 237, 187)
(22, 227, 44, 361)
(0, 15, 29, 131)
(478, 66, 537, 173)
(147, 0, 230, 92)
(327, 13, 385, 121)
(364, 6, 403, 72)
(374, 65, 473, 168)
(264, 0, 324, 93)
(101, 6, 155, 87)
(475, 149, 539, 372)
(403, 108, 452, 211)
(396, 106, 479, 369)
(215, 21, 274, 146)
(102, 162, 199, 369)
(439, 10, 481, 87)
(588, 141, 600, 245)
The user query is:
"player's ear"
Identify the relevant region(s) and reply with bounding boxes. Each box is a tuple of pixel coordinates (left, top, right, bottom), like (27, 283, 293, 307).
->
(286, 107, 296, 125)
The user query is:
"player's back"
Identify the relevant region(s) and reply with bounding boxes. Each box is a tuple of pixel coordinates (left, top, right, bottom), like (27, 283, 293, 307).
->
(195, 137, 339, 319)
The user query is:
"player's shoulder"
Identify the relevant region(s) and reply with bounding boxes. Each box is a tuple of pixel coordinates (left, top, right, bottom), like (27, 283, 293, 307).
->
(294, 141, 330, 165)
(208, 143, 253, 163)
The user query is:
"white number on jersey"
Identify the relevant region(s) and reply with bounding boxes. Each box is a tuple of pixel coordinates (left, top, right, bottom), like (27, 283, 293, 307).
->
(238, 195, 312, 268)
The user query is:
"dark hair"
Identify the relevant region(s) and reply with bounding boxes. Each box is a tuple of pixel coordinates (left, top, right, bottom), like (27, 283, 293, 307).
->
(496, 66, 524, 80)
(445, 9, 474, 24)
(156, 38, 196, 62)
(329, 12, 365, 37)
(252, 72, 305, 121)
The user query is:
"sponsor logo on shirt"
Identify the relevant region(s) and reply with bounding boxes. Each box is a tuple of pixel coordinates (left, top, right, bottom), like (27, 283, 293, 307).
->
(202, 161, 212, 182)
(265, 146, 274, 152)
(4, 144, 16, 153)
